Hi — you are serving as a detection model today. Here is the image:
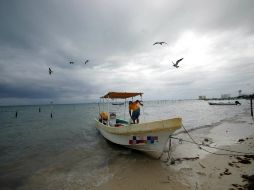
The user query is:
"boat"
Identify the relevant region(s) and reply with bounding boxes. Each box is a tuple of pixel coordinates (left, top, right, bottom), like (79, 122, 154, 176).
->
(208, 101, 241, 105)
(111, 102, 124, 105)
(95, 92, 182, 158)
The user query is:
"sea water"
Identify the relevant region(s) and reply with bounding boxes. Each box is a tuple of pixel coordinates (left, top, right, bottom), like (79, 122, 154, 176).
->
(0, 100, 250, 189)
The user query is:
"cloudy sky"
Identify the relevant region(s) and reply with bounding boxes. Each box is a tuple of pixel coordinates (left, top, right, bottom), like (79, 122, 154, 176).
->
(0, 0, 254, 105)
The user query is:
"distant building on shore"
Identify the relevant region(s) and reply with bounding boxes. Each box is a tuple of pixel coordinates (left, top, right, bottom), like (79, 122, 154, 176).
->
(221, 94, 231, 99)
(199, 96, 206, 100)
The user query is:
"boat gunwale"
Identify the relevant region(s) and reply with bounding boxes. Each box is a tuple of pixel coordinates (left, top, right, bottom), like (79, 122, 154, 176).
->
(95, 117, 182, 135)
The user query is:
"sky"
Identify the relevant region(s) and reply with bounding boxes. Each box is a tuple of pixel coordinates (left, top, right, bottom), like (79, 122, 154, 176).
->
(0, 0, 254, 105)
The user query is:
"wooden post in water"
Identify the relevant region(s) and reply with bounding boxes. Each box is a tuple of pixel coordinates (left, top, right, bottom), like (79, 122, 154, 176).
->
(251, 95, 253, 117)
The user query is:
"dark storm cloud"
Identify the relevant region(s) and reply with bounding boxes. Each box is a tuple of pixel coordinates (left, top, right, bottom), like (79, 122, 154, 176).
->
(0, 76, 98, 100)
(0, 1, 51, 50)
(0, 82, 56, 99)
(0, 0, 148, 56)
(1, 0, 254, 51)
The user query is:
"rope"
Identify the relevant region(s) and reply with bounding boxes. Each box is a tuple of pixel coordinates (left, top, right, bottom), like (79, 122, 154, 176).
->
(167, 137, 172, 160)
(170, 125, 254, 156)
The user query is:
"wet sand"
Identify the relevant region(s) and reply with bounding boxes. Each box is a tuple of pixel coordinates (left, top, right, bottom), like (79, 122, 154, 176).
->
(97, 114, 254, 190)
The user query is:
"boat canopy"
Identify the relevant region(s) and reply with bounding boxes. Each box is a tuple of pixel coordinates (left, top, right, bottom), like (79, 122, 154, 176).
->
(101, 92, 143, 99)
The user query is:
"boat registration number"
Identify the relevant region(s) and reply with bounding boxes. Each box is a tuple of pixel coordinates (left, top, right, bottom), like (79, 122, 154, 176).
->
(129, 136, 158, 145)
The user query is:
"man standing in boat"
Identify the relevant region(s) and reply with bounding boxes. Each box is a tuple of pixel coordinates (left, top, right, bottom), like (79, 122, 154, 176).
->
(129, 100, 143, 124)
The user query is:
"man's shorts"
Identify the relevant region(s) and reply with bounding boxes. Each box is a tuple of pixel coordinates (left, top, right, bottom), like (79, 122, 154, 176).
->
(131, 108, 140, 120)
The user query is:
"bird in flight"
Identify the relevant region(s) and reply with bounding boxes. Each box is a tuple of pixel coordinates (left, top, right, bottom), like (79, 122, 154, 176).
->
(153, 42, 167, 45)
(172, 58, 184, 68)
(49, 67, 53, 75)
(84, 59, 89, 64)
(69, 61, 74, 64)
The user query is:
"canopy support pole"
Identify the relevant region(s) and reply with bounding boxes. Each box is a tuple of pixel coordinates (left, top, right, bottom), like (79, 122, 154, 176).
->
(124, 99, 126, 120)
(107, 96, 110, 126)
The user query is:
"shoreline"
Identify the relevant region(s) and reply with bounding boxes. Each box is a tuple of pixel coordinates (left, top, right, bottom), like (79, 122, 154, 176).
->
(96, 113, 254, 190)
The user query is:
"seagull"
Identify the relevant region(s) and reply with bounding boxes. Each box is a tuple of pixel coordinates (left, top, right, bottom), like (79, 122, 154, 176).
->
(172, 58, 184, 68)
(49, 67, 53, 75)
(153, 41, 167, 45)
(84, 59, 89, 64)
(69, 61, 74, 64)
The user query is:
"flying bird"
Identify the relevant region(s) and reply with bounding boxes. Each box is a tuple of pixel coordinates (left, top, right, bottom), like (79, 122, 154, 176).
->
(172, 58, 184, 68)
(84, 59, 89, 64)
(69, 61, 74, 64)
(49, 67, 53, 75)
(153, 42, 167, 45)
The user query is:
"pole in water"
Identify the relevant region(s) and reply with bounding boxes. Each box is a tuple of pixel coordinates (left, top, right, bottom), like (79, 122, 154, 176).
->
(39, 107, 41, 112)
(51, 112, 53, 118)
(15, 111, 18, 118)
(251, 95, 253, 117)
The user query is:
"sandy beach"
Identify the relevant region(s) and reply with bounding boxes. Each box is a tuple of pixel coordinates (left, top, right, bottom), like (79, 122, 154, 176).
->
(97, 113, 254, 190)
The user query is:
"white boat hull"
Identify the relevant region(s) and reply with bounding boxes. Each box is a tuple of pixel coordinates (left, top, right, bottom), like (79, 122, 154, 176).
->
(95, 118, 182, 158)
